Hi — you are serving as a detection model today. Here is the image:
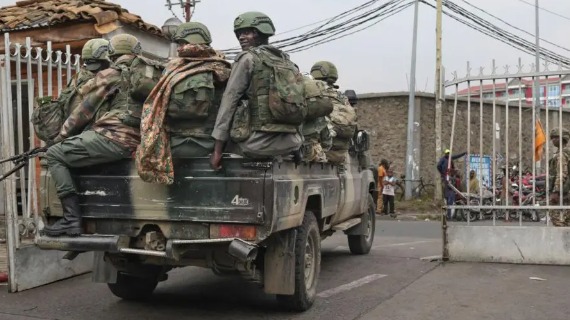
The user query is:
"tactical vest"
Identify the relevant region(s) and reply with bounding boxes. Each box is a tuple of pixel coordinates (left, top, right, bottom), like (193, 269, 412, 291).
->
(247, 45, 306, 133)
(167, 71, 222, 138)
(109, 56, 163, 127)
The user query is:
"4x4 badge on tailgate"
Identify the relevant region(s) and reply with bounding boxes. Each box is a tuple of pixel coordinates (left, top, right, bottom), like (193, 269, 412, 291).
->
(231, 195, 250, 206)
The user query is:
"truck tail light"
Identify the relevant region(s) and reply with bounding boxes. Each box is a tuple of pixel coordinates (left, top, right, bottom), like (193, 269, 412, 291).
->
(210, 224, 256, 240)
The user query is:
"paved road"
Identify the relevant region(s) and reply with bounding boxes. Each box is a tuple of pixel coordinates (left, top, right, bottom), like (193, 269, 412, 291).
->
(0, 220, 443, 320)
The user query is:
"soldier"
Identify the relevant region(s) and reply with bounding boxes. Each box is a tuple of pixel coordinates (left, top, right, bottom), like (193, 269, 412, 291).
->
(32, 38, 111, 143)
(548, 127, 570, 227)
(136, 22, 231, 184)
(310, 61, 357, 165)
(210, 11, 304, 170)
(41, 34, 162, 236)
(301, 75, 333, 162)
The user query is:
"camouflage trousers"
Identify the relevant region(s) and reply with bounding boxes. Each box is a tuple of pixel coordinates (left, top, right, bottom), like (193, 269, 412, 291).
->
(45, 130, 131, 198)
(550, 210, 570, 227)
(326, 148, 348, 165)
(301, 142, 327, 162)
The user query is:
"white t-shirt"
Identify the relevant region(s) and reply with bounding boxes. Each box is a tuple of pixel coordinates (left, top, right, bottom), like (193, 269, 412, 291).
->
(383, 176, 395, 196)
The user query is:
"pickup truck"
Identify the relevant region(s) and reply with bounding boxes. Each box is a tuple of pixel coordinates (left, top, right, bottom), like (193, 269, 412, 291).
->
(37, 131, 376, 311)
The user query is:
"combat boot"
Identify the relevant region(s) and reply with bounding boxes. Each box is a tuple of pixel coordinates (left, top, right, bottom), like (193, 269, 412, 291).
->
(41, 194, 82, 236)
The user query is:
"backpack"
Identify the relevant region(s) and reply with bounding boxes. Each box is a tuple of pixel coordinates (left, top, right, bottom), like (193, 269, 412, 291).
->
(303, 77, 334, 120)
(168, 72, 215, 120)
(251, 46, 307, 125)
(328, 92, 357, 139)
(31, 96, 63, 143)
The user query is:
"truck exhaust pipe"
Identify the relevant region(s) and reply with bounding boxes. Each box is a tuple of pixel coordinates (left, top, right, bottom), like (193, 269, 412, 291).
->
(228, 238, 258, 262)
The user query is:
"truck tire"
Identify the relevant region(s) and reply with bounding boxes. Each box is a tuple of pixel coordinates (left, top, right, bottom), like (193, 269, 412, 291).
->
(276, 212, 321, 312)
(347, 194, 376, 255)
(107, 272, 158, 301)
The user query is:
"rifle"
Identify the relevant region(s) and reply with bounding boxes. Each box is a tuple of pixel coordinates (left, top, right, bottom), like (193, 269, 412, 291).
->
(0, 146, 48, 182)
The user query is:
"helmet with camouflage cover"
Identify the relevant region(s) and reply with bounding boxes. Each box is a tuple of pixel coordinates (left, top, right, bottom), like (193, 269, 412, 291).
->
(82, 39, 110, 61)
(550, 127, 570, 142)
(310, 61, 338, 83)
(233, 11, 276, 36)
(173, 22, 212, 45)
(81, 39, 110, 71)
(108, 34, 142, 57)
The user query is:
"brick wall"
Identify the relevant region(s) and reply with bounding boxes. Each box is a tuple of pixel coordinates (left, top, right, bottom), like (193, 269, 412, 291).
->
(356, 92, 570, 184)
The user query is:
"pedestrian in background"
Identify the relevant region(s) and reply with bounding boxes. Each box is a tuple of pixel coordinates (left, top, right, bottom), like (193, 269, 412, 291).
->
(377, 159, 389, 214)
(382, 169, 396, 216)
(437, 149, 467, 219)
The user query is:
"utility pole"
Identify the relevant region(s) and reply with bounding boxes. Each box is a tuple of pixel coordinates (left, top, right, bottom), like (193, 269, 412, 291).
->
(534, 0, 540, 113)
(185, 0, 192, 22)
(405, 0, 420, 200)
(434, 0, 443, 203)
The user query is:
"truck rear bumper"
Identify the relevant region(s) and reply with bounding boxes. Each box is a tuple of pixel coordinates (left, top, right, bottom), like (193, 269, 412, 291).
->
(36, 235, 258, 262)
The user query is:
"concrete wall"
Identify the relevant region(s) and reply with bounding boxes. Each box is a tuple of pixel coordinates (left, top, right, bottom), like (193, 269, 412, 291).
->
(356, 92, 570, 184)
(448, 226, 570, 265)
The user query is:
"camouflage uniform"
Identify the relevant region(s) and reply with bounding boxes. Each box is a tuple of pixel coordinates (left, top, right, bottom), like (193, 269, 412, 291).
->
(168, 22, 229, 158)
(310, 61, 357, 165)
(211, 12, 303, 159)
(136, 22, 231, 184)
(302, 116, 332, 162)
(42, 35, 161, 237)
(548, 128, 570, 227)
(31, 39, 110, 143)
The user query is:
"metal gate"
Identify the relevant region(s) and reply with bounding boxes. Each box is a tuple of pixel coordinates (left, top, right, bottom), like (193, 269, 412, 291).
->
(443, 59, 570, 265)
(1, 33, 92, 292)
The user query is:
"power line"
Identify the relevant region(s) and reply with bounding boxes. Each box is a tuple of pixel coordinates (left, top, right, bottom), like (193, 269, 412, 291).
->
(459, 0, 570, 53)
(514, 0, 570, 22)
(421, 0, 570, 67)
(222, 0, 412, 56)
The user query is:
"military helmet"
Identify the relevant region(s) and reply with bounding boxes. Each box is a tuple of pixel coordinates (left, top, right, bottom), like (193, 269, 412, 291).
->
(550, 127, 570, 141)
(173, 22, 212, 45)
(82, 39, 110, 61)
(234, 11, 275, 36)
(310, 61, 338, 83)
(108, 34, 142, 57)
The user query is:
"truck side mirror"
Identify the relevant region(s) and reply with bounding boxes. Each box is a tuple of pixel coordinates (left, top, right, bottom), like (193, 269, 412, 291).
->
(354, 130, 369, 153)
(344, 89, 358, 107)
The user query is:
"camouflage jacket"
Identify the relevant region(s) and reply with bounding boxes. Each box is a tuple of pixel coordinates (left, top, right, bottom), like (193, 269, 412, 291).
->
(60, 68, 96, 118)
(57, 54, 160, 150)
(549, 148, 570, 193)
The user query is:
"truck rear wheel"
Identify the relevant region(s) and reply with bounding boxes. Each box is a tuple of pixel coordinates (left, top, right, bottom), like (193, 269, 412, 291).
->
(347, 194, 376, 254)
(107, 272, 158, 301)
(276, 211, 321, 312)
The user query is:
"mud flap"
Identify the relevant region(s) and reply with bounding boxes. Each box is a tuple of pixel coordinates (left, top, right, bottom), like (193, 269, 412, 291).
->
(91, 252, 118, 283)
(345, 213, 368, 235)
(263, 228, 297, 295)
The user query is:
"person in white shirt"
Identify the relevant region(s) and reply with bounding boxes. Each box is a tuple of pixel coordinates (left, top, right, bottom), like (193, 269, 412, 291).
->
(382, 169, 396, 215)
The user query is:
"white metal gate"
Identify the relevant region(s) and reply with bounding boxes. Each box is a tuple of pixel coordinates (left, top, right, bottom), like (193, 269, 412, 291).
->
(443, 59, 570, 265)
(1, 33, 92, 292)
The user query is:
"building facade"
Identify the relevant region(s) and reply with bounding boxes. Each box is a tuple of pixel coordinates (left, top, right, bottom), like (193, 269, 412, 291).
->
(457, 77, 570, 108)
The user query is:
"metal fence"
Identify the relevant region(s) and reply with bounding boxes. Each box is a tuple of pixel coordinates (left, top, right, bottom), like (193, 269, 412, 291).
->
(1, 33, 80, 290)
(444, 59, 570, 227)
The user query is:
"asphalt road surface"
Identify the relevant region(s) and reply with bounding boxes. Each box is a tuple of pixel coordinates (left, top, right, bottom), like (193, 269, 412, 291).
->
(0, 220, 443, 320)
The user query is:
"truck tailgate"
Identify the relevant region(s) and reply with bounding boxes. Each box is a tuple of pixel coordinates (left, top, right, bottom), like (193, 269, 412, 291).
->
(61, 157, 267, 224)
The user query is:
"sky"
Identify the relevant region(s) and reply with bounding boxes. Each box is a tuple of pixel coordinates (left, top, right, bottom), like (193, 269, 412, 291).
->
(3, 0, 570, 94)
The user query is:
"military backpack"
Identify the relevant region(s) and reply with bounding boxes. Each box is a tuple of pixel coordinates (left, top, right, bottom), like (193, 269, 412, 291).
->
(303, 77, 334, 120)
